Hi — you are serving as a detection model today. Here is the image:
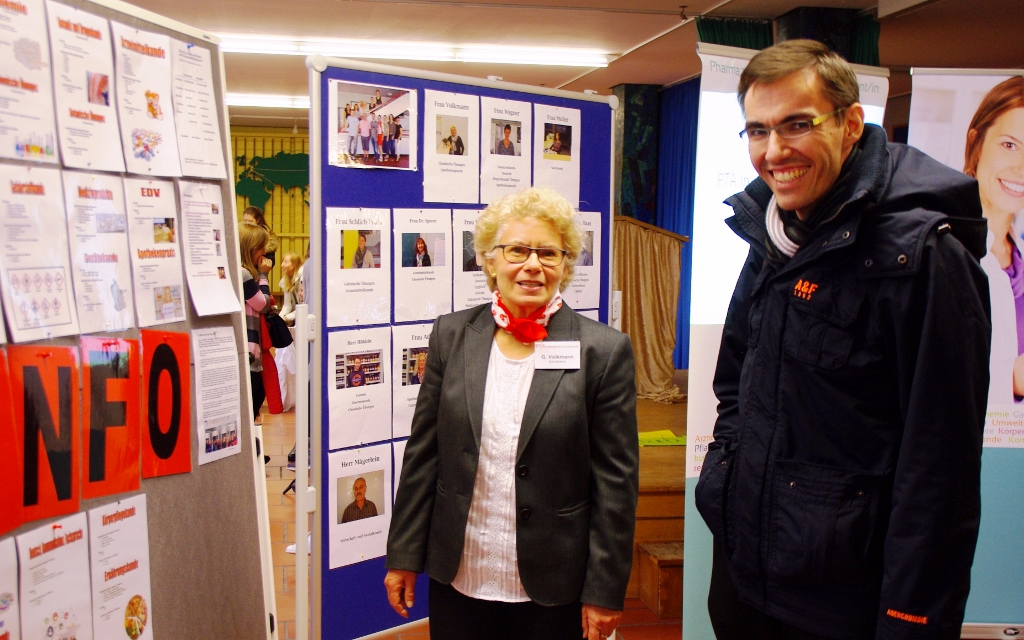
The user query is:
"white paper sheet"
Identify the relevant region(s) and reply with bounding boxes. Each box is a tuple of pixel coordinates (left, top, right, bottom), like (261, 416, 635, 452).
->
(480, 97, 531, 204)
(328, 443, 392, 569)
(327, 326, 391, 450)
(452, 209, 489, 311)
(424, 90, 479, 203)
(392, 322, 433, 439)
(0, 164, 80, 342)
(0, 536, 20, 640)
(393, 209, 452, 322)
(578, 309, 599, 322)
(327, 79, 417, 171)
(177, 180, 238, 316)
(392, 439, 407, 500)
(17, 512, 93, 640)
(193, 326, 242, 464)
(0, 0, 58, 164)
(88, 494, 154, 640)
(325, 207, 391, 327)
(46, 1, 124, 172)
(564, 211, 601, 310)
(111, 23, 181, 177)
(123, 178, 186, 327)
(62, 170, 135, 333)
(533, 104, 580, 207)
(169, 39, 226, 179)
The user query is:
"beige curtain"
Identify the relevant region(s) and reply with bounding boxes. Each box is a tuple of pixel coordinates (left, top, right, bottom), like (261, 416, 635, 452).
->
(613, 216, 687, 403)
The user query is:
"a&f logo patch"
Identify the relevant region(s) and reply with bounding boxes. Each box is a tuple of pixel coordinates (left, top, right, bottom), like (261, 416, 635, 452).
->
(793, 279, 819, 300)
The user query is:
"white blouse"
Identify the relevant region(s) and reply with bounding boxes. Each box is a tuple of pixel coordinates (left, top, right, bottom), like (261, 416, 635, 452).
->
(451, 340, 535, 602)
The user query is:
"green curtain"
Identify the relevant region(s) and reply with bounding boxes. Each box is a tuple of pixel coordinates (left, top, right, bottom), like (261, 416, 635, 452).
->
(695, 17, 773, 50)
(850, 14, 880, 66)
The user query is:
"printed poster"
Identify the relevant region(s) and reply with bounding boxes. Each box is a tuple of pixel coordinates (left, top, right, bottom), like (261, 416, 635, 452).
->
(327, 79, 416, 170)
(564, 211, 601, 310)
(17, 512, 93, 640)
(453, 209, 489, 311)
(533, 104, 581, 207)
(80, 336, 140, 499)
(170, 39, 226, 179)
(393, 209, 452, 322)
(141, 329, 192, 477)
(0, 164, 80, 342)
(111, 22, 181, 177)
(0, 0, 58, 163)
(46, 0, 124, 172)
(424, 90, 479, 203)
(62, 171, 135, 333)
(9, 345, 81, 523)
(193, 326, 242, 465)
(480, 97, 531, 203)
(327, 327, 391, 450)
(0, 536, 19, 640)
(392, 322, 432, 439)
(0, 348, 22, 536)
(124, 178, 186, 327)
(328, 443, 392, 569)
(88, 494, 154, 640)
(178, 180, 238, 316)
(325, 207, 390, 327)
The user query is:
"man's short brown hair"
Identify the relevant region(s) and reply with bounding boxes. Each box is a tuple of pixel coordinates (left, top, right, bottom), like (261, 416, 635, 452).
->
(737, 39, 860, 114)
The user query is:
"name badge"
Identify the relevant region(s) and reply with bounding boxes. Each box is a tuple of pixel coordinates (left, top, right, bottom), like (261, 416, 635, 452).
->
(535, 341, 581, 370)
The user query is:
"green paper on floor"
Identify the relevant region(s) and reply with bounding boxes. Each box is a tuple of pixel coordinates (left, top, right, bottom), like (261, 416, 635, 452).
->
(638, 430, 687, 446)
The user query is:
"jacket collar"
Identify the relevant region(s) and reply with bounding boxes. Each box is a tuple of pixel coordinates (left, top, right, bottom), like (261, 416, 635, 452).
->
(464, 302, 576, 458)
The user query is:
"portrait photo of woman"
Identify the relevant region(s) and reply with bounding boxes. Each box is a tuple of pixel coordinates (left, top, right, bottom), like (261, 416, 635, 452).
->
(965, 76, 1024, 404)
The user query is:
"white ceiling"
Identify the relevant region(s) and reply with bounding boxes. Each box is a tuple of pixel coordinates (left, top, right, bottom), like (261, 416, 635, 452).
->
(118, 0, 1024, 128)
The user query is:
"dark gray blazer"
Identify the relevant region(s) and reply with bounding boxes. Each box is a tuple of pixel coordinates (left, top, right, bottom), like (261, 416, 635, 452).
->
(386, 303, 639, 610)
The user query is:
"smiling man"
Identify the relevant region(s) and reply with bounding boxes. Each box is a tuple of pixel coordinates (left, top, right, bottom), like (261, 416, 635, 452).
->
(695, 40, 992, 639)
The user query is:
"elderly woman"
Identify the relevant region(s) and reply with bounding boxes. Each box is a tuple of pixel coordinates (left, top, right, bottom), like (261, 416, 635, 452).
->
(385, 187, 638, 640)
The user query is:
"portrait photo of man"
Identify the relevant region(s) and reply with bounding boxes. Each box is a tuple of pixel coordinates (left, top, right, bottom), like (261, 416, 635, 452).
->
(340, 476, 379, 523)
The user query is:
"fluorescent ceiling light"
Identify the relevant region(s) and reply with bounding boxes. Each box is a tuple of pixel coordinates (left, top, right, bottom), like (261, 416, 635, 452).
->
(217, 34, 609, 67)
(226, 93, 311, 109)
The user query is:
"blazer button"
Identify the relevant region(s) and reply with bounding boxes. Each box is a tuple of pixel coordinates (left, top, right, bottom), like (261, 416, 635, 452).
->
(517, 465, 528, 478)
(520, 508, 532, 520)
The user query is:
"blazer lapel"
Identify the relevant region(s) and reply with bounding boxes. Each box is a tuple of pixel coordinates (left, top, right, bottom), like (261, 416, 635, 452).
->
(464, 306, 495, 449)
(516, 305, 577, 461)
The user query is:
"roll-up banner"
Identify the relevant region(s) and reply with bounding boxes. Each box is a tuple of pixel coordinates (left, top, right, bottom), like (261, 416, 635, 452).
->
(682, 43, 889, 640)
(908, 68, 1024, 637)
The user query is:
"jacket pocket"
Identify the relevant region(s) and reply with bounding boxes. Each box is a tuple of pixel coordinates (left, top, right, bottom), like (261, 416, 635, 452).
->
(784, 290, 861, 369)
(695, 446, 734, 542)
(768, 459, 882, 584)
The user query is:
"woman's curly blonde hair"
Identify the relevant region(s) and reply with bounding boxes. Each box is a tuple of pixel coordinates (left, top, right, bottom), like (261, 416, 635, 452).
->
(473, 187, 582, 292)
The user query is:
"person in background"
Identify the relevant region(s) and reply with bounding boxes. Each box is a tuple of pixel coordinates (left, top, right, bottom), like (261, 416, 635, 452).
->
(340, 104, 352, 160)
(240, 222, 273, 421)
(242, 205, 279, 267)
(495, 123, 515, 155)
(385, 187, 639, 640)
(550, 132, 563, 154)
(360, 113, 373, 163)
(347, 106, 361, 158)
(347, 357, 367, 387)
(375, 114, 385, 163)
(342, 477, 379, 522)
(353, 233, 375, 268)
(393, 116, 403, 162)
(408, 351, 427, 385)
(414, 237, 432, 267)
(374, 89, 384, 107)
(447, 125, 465, 155)
(278, 252, 304, 326)
(965, 76, 1024, 404)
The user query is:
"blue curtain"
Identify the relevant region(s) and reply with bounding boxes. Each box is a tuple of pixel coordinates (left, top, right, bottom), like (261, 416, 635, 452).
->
(656, 78, 700, 369)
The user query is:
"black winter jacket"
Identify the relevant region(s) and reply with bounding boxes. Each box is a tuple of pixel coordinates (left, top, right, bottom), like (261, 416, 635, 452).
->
(695, 125, 992, 639)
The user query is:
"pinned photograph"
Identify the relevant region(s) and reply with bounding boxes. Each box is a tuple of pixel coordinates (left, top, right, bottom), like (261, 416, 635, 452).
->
(401, 347, 429, 386)
(436, 115, 468, 156)
(152, 218, 175, 243)
(335, 350, 382, 389)
(87, 71, 110, 106)
(543, 122, 572, 161)
(490, 119, 522, 156)
(337, 470, 386, 523)
(329, 80, 416, 170)
(462, 230, 481, 272)
(401, 233, 446, 268)
(153, 285, 183, 320)
(339, 229, 381, 269)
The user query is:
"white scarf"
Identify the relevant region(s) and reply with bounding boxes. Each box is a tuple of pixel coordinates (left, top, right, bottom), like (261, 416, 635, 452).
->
(766, 196, 800, 258)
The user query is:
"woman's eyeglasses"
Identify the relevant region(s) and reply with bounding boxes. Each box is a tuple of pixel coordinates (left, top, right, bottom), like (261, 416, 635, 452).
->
(739, 107, 846, 143)
(496, 244, 568, 267)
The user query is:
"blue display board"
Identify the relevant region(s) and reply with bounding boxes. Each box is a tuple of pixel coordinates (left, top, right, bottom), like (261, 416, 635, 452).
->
(309, 58, 615, 640)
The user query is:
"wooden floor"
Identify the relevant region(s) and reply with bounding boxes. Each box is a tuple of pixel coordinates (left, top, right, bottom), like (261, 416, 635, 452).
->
(261, 371, 688, 640)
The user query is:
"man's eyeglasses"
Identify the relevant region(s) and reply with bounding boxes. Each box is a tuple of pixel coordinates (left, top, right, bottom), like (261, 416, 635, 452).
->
(496, 244, 568, 267)
(739, 107, 847, 143)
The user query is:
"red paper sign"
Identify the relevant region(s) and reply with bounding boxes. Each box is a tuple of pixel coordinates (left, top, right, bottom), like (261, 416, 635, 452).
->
(81, 337, 140, 499)
(141, 330, 192, 478)
(9, 345, 81, 523)
(0, 348, 23, 535)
